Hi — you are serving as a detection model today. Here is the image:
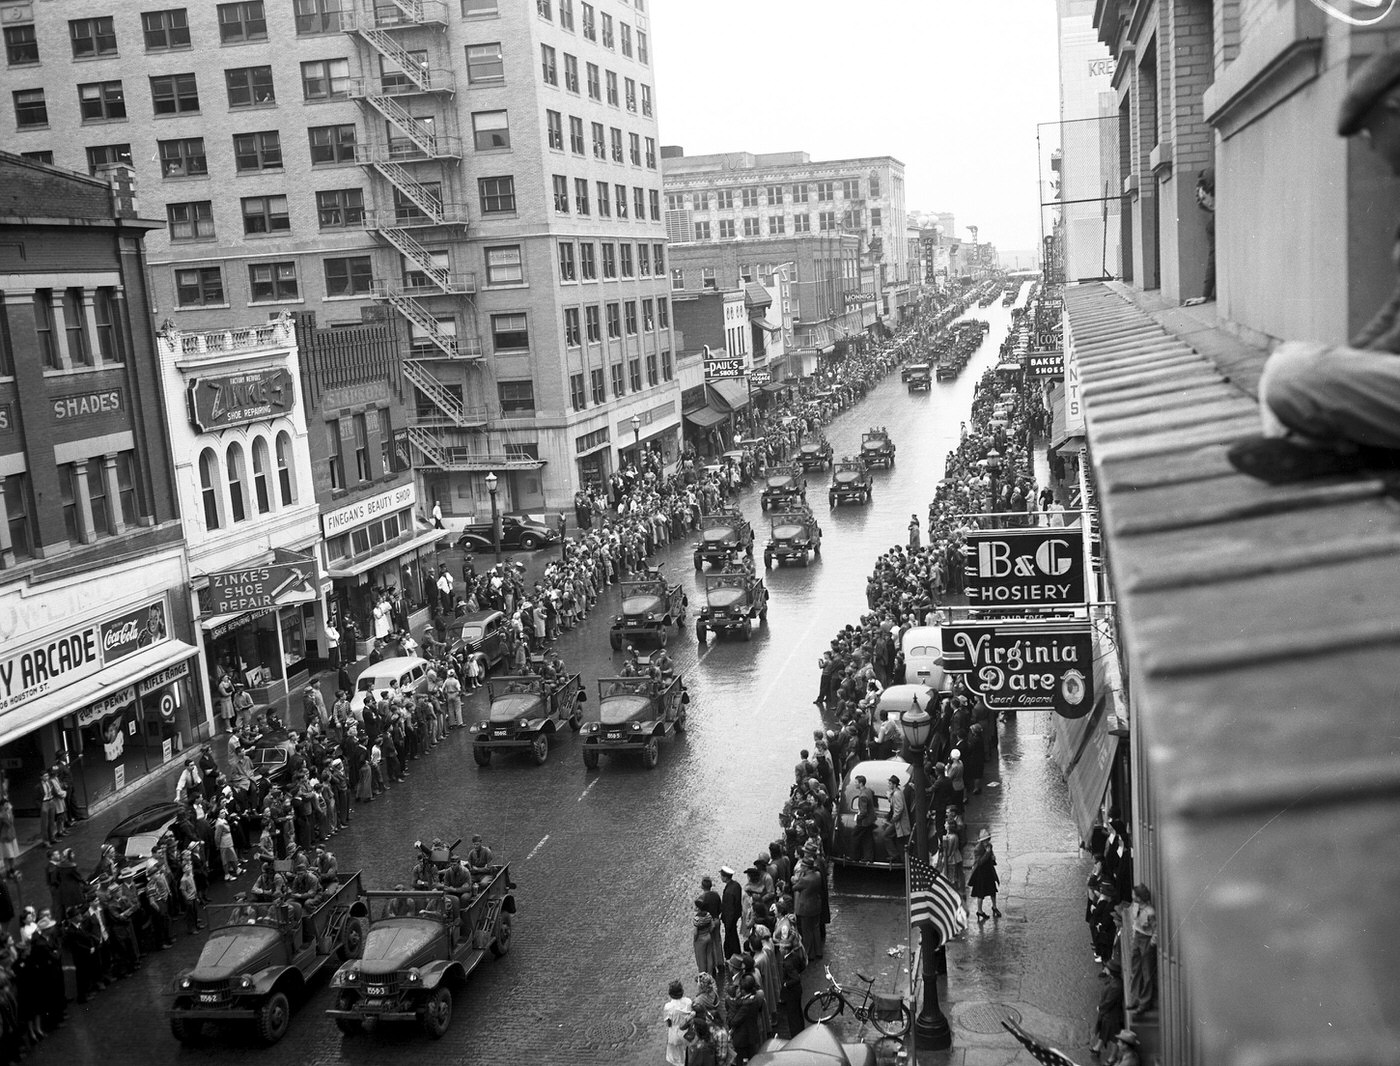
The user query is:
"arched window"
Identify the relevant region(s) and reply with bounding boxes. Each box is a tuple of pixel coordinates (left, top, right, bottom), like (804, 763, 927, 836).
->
(275, 431, 296, 505)
(198, 449, 221, 529)
(251, 436, 272, 514)
(226, 442, 247, 523)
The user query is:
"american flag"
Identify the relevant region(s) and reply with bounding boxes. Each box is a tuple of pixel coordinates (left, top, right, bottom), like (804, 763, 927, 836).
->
(907, 853, 966, 944)
(1002, 1020, 1083, 1066)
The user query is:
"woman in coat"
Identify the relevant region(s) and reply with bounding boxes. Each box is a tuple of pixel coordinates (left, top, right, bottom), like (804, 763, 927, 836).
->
(1091, 961, 1125, 1058)
(726, 974, 765, 1064)
(938, 821, 965, 895)
(692, 897, 721, 979)
(968, 828, 1001, 922)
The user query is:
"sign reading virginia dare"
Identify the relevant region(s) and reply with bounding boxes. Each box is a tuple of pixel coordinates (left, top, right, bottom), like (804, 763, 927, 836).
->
(941, 621, 1094, 718)
(187, 367, 295, 432)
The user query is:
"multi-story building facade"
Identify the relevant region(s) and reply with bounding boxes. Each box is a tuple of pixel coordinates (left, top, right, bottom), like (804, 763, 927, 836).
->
(661, 148, 910, 327)
(0, 0, 677, 507)
(0, 154, 205, 819)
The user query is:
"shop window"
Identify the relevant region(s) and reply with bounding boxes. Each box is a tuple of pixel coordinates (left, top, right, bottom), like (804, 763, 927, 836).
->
(251, 437, 272, 513)
(226, 442, 248, 522)
(281, 608, 306, 674)
(86, 457, 112, 538)
(116, 450, 140, 524)
(3, 473, 35, 562)
(199, 448, 221, 528)
(350, 526, 371, 555)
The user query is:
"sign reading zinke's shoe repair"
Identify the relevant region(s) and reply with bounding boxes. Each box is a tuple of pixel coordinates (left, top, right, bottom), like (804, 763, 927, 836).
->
(963, 528, 1086, 606)
(940, 621, 1094, 718)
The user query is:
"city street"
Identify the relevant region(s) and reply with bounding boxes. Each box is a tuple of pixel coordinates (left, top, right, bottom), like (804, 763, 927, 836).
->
(21, 292, 1099, 1065)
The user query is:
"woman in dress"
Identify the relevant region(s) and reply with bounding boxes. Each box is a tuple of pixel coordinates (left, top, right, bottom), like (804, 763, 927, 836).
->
(0, 799, 19, 876)
(937, 819, 965, 896)
(968, 828, 1001, 922)
(692, 897, 721, 979)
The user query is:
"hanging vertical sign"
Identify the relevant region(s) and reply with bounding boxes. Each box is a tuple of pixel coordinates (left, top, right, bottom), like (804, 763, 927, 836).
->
(1063, 310, 1085, 437)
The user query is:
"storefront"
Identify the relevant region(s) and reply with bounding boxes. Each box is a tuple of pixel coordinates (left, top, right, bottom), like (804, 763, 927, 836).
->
(575, 425, 612, 490)
(0, 567, 206, 818)
(615, 402, 680, 470)
(321, 481, 445, 648)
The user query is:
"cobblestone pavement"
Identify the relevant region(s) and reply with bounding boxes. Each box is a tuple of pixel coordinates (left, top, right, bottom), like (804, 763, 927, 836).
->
(20, 293, 1099, 1065)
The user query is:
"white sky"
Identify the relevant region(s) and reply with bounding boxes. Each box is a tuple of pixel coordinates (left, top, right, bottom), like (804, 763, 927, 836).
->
(649, 0, 1060, 252)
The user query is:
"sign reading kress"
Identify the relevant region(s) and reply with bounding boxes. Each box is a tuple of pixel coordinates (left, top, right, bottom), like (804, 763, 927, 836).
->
(941, 621, 1094, 718)
(963, 528, 1085, 606)
(187, 367, 295, 432)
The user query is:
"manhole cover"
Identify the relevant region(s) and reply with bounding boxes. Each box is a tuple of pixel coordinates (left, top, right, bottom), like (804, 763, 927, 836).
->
(579, 1019, 641, 1046)
(956, 1001, 1022, 1035)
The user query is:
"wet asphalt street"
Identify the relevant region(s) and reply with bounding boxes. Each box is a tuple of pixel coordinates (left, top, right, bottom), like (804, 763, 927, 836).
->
(25, 288, 1097, 1065)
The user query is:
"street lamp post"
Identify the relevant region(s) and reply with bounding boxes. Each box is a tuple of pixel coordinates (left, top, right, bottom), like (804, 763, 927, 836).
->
(485, 471, 501, 566)
(900, 701, 952, 1052)
(631, 414, 641, 464)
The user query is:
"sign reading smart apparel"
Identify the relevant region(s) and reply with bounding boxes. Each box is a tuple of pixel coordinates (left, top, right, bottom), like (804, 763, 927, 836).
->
(941, 621, 1094, 718)
(963, 528, 1085, 606)
(186, 367, 295, 433)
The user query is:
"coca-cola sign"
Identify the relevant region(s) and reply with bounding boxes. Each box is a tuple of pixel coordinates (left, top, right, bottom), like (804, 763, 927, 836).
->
(100, 600, 169, 664)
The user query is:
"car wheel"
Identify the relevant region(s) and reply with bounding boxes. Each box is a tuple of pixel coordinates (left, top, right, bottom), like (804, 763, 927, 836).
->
(582, 745, 599, 770)
(420, 986, 453, 1039)
(741, 623, 752, 642)
(333, 996, 362, 1036)
(473, 744, 491, 767)
(569, 713, 582, 732)
(609, 630, 622, 651)
(642, 737, 660, 768)
(256, 991, 291, 1045)
(170, 1016, 203, 1045)
(490, 914, 513, 958)
(519, 534, 540, 550)
(337, 915, 367, 961)
(530, 733, 549, 766)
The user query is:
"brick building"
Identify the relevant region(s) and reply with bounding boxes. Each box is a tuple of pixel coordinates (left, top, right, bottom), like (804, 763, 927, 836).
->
(0, 0, 678, 507)
(0, 153, 204, 820)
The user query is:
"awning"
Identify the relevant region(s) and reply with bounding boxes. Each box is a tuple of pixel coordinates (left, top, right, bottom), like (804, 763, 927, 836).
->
(685, 405, 730, 429)
(743, 281, 772, 309)
(326, 525, 448, 580)
(1049, 386, 1067, 447)
(708, 379, 750, 411)
(1066, 707, 1120, 845)
(760, 381, 789, 394)
(0, 640, 200, 748)
(753, 317, 782, 333)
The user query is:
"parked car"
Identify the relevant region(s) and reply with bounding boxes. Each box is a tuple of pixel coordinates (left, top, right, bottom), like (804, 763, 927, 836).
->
(453, 610, 508, 670)
(454, 515, 558, 553)
(580, 676, 686, 769)
(349, 656, 431, 715)
(899, 626, 948, 692)
(470, 673, 585, 766)
(103, 802, 184, 881)
(831, 757, 913, 869)
(696, 571, 769, 642)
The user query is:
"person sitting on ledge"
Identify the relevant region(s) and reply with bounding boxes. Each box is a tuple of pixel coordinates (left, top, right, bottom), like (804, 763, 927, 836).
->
(1230, 49, 1400, 484)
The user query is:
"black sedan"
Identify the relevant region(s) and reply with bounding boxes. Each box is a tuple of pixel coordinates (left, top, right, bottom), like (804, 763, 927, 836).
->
(455, 515, 559, 553)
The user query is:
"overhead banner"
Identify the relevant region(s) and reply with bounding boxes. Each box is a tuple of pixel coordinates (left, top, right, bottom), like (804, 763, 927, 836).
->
(941, 621, 1094, 718)
(963, 528, 1086, 606)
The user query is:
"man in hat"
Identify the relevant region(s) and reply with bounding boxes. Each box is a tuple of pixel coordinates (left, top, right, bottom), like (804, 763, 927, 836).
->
(1114, 1029, 1142, 1066)
(719, 866, 743, 957)
(1230, 48, 1400, 482)
(791, 844, 823, 960)
(882, 775, 911, 862)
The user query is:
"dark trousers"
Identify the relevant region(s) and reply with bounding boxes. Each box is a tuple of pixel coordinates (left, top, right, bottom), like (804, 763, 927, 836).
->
(853, 824, 875, 863)
(780, 987, 806, 1038)
(722, 919, 740, 959)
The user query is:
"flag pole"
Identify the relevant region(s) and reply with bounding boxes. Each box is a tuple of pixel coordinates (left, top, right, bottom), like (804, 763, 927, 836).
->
(906, 850, 917, 1061)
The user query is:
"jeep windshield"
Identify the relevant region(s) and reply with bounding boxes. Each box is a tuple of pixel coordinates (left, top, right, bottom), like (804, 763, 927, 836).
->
(366, 894, 459, 928)
(834, 471, 861, 484)
(771, 522, 805, 540)
(766, 475, 796, 488)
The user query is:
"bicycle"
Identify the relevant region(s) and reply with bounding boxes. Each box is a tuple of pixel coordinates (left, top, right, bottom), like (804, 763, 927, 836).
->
(802, 965, 912, 1039)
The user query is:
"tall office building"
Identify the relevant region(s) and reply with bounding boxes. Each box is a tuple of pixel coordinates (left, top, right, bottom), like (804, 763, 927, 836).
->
(1055, 0, 1119, 281)
(0, 0, 677, 508)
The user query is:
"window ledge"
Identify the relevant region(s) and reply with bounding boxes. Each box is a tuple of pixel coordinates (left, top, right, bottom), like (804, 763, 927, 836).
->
(1202, 0, 1327, 140)
(177, 303, 231, 312)
(1149, 141, 1173, 180)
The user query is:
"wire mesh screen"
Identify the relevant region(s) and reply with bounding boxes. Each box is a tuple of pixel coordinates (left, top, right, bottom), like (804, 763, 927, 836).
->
(1039, 116, 1122, 284)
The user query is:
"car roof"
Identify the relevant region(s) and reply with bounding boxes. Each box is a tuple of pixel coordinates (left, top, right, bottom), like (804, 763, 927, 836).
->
(360, 656, 429, 674)
(843, 758, 914, 789)
(106, 801, 183, 840)
(902, 626, 943, 650)
(459, 610, 503, 624)
(876, 684, 936, 716)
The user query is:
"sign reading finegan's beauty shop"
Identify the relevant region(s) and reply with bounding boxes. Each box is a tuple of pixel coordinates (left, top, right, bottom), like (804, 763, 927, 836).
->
(186, 367, 295, 433)
(941, 621, 1094, 718)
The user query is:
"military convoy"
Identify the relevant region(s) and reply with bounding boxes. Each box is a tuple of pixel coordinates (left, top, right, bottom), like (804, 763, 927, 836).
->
(794, 439, 834, 471)
(860, 429, 896, 469)
(829, 460, 873, 507)
(609, 575, 687, 649)
(760, 464, 807, 511)
(470, 673, 585, 766)
(693, 509, 755, 570)
(764, 511, 822, 568)
(581, 676, 687, 769)
(696, 571, 770, 642)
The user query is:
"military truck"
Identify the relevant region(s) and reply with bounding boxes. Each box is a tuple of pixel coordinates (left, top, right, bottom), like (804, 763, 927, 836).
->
(608, 576, 686, 649)
(829, 460, 873, 507)
(581, 676, 686, 769)
(760, 465, 807, 511)
(696, 570, 770, 643)
(326, 867, 515, 1039)
(470, 673, 585, 766)
(906, 364, 932, 392)
(860, 430, 896, 469)
(794, 439, 834, 472)
(693, 509, 755, 571)
(168, 873, 368, 1045)
(764, 511, 822, 568)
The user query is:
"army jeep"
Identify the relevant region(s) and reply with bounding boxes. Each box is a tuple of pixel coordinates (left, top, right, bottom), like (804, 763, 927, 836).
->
(581, 676, 686, 769)
(609, 576, 687, 649)
(794, 439, 834, 472)
(693, 509, 755, 571)
(860, 430, 896, 469)
(829, 460, 873, 506)
(760, 465, 807, 511)
(696, 571, 770, 642)
(470, 673, 585, 766)
(764, 511, 822, 568)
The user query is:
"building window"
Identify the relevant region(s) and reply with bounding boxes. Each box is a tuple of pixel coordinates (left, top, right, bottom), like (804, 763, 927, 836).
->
(606, 70, 619, 106)
(309, 123, 357, 164)
(79, 81, 126, 122)
(624, 300, 637, 335)
(85, 144, 133, 175)
(742, 217, 761, 238)
(627, 357, 641, 391)
(275, 431, 296, 504)
(70, 16, 118, 58)
(199, 449, 221, 529)
(541, 44, 557, 85)
(601, 243, 616, 279)
(546, 109, 563, 150)
(142, 10, 190, 50)
(251, 437, 272, 513)
(353, 413, 370, 482)
(175, 266, 225, 306)
(638, 29, 648, 64)
(569, 372, 585, 410)
(819, 210, 836, 231)
(670, 268, 683, 291)
(701, 267, 716, 291)
(740, 187, 760, 209)
(575, 177, 590, 216)
(648, 189, 660, 221)
(601, 10, 614, 47)
(642, 298, 654, 331)
(242, 194, 289, 234)
(491, 313, 529, 351)
(590, 367, 604, 403)
(3, 473, 35, 562)
(645, 137, 656, 169)
(497, 380, 535, 414)
(661, 349, 672, 380)
(793, 213, 811, 233)
(327, 419, 345, 490)
(31, 290, 57, 369)
(300, 58, 349, 101)
(249, 261, 298, 301)
(627, 132, 641, 166)
(227, 442, 248, 522)
(159, 137, 206, 177)
(625, 78, 637, 113)
(472, 109, 509, 150)
(579, 242, 596, 280)
(564, 52, 579, 93)
(377, 407, 393, 474)
(715, 189, 734, 211)
(620, 21, 632, 57)
(218, 2, 267, 42)
(227, 66, 275, 107)
(768, 215, 785, 235)
(609, 126, 622, 163)
(13, 89, 47, 128)
(791, 183, 809, 203)
(842, 177, 860, 199)
(585, 305, 601, 343)
(582, 2, 596, 38)
(569, 116, 586, 156)
(610, 363, 624, 397)
(168, 200, 214, 241)
(233, 129, 282, 171)
(645, 352, 657, 385)
(478, 175, 515, 214)
(484, 244, 523, 285)
(641, 83, 652, 116)
(817, 181, 834, 202)
(564, 307, 581, 347)
(466, 42, 503, 82)
(93, 288, 123, 362)
(632, 186, 646, 220)
(559, 241, 576, 281)
(316, 188, 364, 228)
(694, 221, 711, 240)
(294, 0, 343, 34)
(324, 255, 372, 295)
(552, 174, 570, 213)
(871, 207, 882, 227)
(151, 73, 199, 114)
(4, 26, 38, 66)
(587, 62, 600, 100)
(392, 181, 441, 224)
(654, 242, 664, 272)
(605, 302, 621, 339)
(718, 219, 735, 240)
(560, 0, 574, 29)
(616, 184, 629, 218)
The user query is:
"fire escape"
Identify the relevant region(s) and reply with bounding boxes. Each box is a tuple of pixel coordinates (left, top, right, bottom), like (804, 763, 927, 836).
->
(345, 1, 534, 474)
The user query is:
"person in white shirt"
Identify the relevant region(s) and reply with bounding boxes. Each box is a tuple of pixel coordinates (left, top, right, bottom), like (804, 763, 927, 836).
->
(432, 500, 444, 529)
(662, 980, 693, 1066)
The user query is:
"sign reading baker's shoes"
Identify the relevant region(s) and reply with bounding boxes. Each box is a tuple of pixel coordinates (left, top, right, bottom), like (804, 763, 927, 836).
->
(941, 621, 1095, 718)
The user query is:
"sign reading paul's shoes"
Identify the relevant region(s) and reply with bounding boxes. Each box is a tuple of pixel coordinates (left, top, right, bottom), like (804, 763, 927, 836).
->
(963, 528, 1085, 606)
(941, 621, 1094, 718)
